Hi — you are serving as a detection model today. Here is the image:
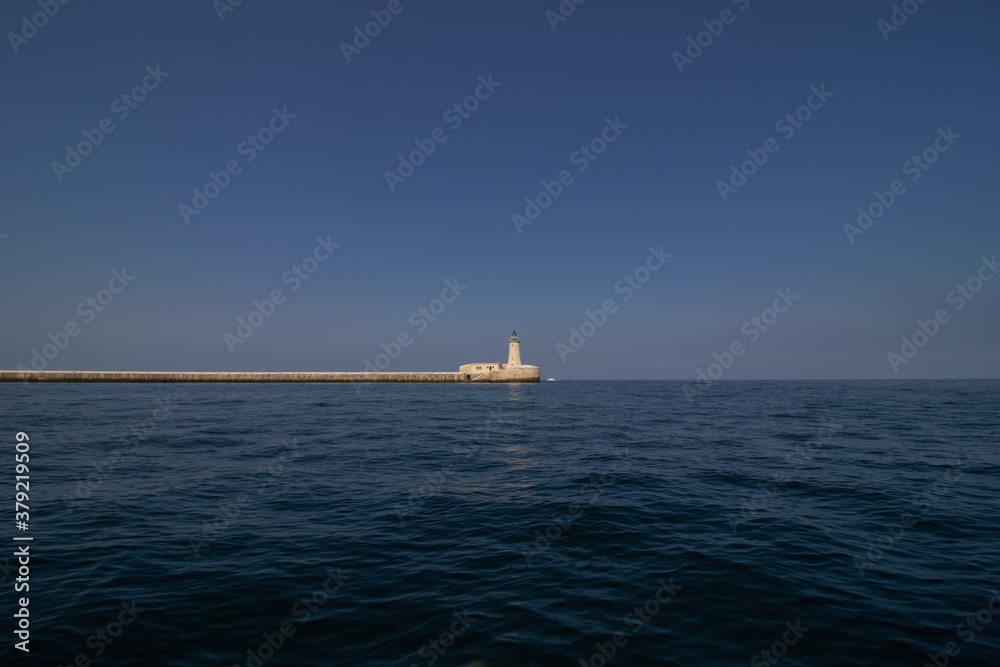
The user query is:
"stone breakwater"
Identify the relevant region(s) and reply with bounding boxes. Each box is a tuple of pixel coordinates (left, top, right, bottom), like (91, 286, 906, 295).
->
(0, 370, 540, 383)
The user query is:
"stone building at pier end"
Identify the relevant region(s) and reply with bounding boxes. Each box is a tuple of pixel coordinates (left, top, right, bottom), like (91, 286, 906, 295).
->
(459, 331, 540, 382)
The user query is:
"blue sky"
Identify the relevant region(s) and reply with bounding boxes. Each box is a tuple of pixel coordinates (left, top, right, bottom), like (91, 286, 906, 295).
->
(1, 0, 998, 379)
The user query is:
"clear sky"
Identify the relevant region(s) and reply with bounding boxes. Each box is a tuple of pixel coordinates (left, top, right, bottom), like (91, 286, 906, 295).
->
(1, 0, 998, 379)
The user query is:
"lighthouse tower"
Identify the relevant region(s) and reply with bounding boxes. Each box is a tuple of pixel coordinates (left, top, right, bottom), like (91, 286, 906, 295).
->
(507, 330, 522, 367)
(458, 330, 538, 381)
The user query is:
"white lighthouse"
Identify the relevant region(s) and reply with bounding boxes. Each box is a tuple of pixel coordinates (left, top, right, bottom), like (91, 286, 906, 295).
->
(507, 330, 522, 366)
(458, 330, 539, 382)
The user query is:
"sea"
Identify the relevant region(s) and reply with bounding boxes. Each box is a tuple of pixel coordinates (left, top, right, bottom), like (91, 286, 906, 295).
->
(0, 380, 997, 666)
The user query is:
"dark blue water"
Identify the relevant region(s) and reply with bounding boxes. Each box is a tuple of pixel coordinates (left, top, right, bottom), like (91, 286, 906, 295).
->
(1, 381, 998, 666)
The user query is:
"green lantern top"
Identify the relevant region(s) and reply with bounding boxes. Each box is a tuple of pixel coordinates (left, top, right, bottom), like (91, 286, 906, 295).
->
(510, 330, 518, 341)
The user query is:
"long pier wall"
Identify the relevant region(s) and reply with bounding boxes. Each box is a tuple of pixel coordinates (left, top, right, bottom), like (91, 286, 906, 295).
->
(0, 371, 540, 384)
